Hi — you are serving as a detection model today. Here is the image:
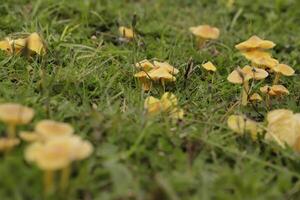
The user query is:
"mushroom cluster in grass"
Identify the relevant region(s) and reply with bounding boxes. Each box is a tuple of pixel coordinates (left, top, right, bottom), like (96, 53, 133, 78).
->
(144, 92, 184, 120)
(25, 135, 93, 193)
(227, 66, 268, 106)
(134, 59, 179, 91)
(189, 25, 220, 48)
(227, 115, 262, 140)
(119, 26, 135, 40)
(265, 109, 300, 149)
(20, 120, 74, 142)
(0, 103, 35, 138)
(0, 32, 45, 56)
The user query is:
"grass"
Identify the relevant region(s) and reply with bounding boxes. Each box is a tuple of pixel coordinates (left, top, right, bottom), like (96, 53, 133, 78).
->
(1, 0, 300, 199)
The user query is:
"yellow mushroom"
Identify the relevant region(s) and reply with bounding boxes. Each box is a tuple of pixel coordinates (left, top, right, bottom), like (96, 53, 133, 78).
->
(0, 103, 34, 138)
(227, 115, 262, 140)
(144, 96, 162, 116)
(147, 67, 176, 88)
(227, 66, 268, 106)
(25, 135, 93, 193)
(119, 26, 134, 39)
(235, 35, 276, 51)
(26, 32, 46, 55)
(0, 39, 10, 53)
(272, 64, 295, 84)
(260, 85, 289, 96)
(35, 120, 74, 140)
(265, 109, 300, 148)
(189, 25, 220, 48)
(202, 61, 217, 72)
(0, 138, 20, 152)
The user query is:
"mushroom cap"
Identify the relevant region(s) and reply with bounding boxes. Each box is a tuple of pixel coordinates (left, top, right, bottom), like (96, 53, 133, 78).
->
(20, 131, 41, 142)
(134, 71, 148, 78)
(135, 59, 156, 72)
(252, 56, 279, 69)
(241, 50, 271, 61)
(11, 38, 26, 53)
(147, 67, 176, 82)
(170, 108, 184, 120)
(202, 61, 217, 72)
(25, 136, 93, 170)
(249, 93, 263, 102)
(27, 32, 46, 55)
(119, 26, 134, 39)
(273, 64, 295, 76)
(0, 103, 34, 125)
(235, 35, 276, 51)
(260, 85, 289, 96)
(227, 115, 261, 139)
(154, 61, 179, 75)
(189, 25, 220, 40)
(266, 109, 300, 147)
(242, 65, 269, 80)
(227, 66, 268, 84)
(0, 138, 20, 152)
(35, 120, 74, 140)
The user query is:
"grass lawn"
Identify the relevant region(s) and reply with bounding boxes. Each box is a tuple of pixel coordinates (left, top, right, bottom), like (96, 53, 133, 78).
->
(1, 0, 300, 199)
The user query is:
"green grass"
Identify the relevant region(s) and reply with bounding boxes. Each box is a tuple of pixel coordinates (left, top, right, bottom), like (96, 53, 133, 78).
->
(1, 0, 300, 199)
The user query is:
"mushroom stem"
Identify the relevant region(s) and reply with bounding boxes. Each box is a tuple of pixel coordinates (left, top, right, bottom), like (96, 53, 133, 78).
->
(7, 124, 16, 138)
(273, 73, 281, 85)
(266, 94, 271, 110)
(197, 38, 206, 49)
(60, 165, 71, 191)
(44, 170, 54, 194)
(241, 80, 250, 106)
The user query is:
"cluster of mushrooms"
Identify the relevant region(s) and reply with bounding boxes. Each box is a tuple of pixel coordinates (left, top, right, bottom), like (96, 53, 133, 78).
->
(0, 103, 93, 193)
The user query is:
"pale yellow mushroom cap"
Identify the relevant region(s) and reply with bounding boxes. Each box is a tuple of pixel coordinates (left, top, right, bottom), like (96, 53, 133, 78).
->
(135, 59, 156, 72)
(0, 138, 20, 152)
(242, 65, 269, 80)
(170, 108, 184, 120)
(260, 85, 289, 96)
(227, 66, 268, 84)
(235, 35, 276, 51)
(0, 103, 34, 125)
(35, 120, 74, 140)
(25, 136, 93, 170)
(134, 71, 148, 78)
(189, 25, 220, 40)
(241, 50, 271, 61)
(148, 67, 176, 82)
(202, 61, 217, 72)
(27, 32, 46, 55)
(119, 26, 134, 39)
(227, 115, 261, 140)
(252, 57, 279, 69)
(153, 61, 179, 75)
(11, 38, 26, 53)
(20, 131, 41, 142)
(249, 93, 263, 102)
(266, 109, 300, 148)
(273, 64, 295, 76)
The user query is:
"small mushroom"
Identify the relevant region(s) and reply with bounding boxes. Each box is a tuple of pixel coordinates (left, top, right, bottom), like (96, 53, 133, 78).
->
(227, 115, 262, 140)
(189, 25, 220, 48)
(119, 26, 135, 40)
(25, 135, 93, 193)
(144, 96, 161, 116)
(227, 66, 268, 106)
(0, 103, 34, 138)
(235, 35, 276, 51)
(147, 67, 176, 89)
(202, 61, 217, 72)
(272, 64, 295, 84)
(241, 50, 278, 69)
(0, 39, 10, 53)
(260, 85, 289, 108)
(26, 32, 46, 56)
